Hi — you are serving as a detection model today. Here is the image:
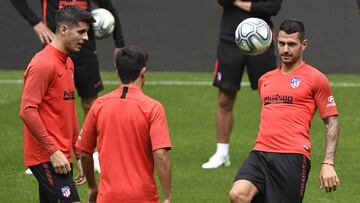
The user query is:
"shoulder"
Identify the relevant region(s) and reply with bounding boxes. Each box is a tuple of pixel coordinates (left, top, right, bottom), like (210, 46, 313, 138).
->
(302, 64, 329, 83)
(141, 94, 163, 108)
(259, 68, 278, 82)
(300, 64, 331, 91)
(26, 51, 56, 76)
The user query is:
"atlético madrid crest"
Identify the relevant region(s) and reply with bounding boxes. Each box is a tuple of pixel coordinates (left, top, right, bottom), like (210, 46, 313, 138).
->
(61, 186, 71, 198)
(290, 77, 301, 88)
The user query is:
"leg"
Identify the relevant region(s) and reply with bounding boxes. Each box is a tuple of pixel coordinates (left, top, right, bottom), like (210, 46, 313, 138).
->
(30, 162, 81, 203)
(216, 89, 237, 143)
(229, 180, 258, 203)
(39, 183, 58, 203)
(231, 151, 265, 203)
(72, 54, 103, 118)
(202, 39, 245, 169)
(263, 153, 311, 203)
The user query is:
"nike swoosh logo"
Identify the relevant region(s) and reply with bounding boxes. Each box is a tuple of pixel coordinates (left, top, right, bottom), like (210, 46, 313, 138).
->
(58, 73, 63, 77)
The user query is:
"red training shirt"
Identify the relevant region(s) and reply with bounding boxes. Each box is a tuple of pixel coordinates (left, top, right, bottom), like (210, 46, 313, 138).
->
(76, 86, 172, 203)
(254, 63, 338, 158)
(20, 44, 80, 166)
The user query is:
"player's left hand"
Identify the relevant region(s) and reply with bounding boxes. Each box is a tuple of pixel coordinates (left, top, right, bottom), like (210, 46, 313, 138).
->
(319, 163, 340, 193)
(74, 160, 87, 186)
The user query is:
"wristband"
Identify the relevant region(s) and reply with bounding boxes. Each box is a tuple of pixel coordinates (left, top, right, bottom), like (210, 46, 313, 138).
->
(322, 162, 334, 166)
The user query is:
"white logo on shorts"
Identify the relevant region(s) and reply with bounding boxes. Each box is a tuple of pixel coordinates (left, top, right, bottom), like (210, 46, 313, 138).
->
(217, 72, 222, 81)
(61, 186, 71, 198)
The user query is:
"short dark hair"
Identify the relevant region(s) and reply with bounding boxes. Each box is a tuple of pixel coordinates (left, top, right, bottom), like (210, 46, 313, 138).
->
(55, 6, 95, 32)
(115, 45, 149, 84)
(279, 19, 306, 41)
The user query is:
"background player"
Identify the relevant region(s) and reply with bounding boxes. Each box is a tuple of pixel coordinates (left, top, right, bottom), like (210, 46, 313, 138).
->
(229, 19, 340, 203)
(19, 6, 95, 202)
(76, 45, 172, 203)
(11, 0, 125, 174)
(202, 0, 282, 169)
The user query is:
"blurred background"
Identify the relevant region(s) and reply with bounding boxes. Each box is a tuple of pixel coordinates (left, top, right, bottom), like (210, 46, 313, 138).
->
(2, 0, 360, 73)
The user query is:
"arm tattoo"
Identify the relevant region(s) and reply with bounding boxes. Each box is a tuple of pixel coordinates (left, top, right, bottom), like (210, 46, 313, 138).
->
(323, 116, 340, 161)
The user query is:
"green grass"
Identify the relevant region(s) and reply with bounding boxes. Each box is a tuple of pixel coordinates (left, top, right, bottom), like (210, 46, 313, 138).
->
(1, 70, 359, 202)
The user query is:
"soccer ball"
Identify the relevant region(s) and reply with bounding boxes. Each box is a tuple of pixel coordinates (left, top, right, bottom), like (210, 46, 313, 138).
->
(235, 17, 272, 55)
(91, 8, 115, 39)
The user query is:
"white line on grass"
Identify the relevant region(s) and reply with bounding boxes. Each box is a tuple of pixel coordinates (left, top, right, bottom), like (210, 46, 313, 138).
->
(0, 79, 360, 87)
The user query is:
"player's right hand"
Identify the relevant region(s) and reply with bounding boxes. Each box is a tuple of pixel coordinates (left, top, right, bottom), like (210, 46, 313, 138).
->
(50, 150, 71, 174)
(33, 22, 55, 44)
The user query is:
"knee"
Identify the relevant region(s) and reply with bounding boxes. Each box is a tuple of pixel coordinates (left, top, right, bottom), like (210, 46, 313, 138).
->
(229, 188, 251, 203)
(218, 94, 236, 111)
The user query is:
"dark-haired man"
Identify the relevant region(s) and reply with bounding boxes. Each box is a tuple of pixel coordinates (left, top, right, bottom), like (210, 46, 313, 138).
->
(19, 6, 94, 203)
(76, 45, 172, 203)
(203, 0, 282, 169)
(11, 0, 124, 116)
(12, 0, 125, 175)
(229, 19, 340, 203)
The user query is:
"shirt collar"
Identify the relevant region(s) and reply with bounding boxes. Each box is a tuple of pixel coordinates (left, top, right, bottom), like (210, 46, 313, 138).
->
(45, 44, 68, 63)
(118, 85, 143, 93)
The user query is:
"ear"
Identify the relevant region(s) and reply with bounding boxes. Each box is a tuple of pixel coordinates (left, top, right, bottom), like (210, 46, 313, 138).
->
(140, 67, 147, 79)
(302, 38, 308, 51)
(59, 24, 69, 35)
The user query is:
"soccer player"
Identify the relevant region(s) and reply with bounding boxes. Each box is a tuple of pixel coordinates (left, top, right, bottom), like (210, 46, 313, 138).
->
(11, 0, 124, 174)
(229, 19, 340, 203)
(11, 0, 125, 115)
(76, 45, 172, 203)
(19, 6, 95, 202)
(202, 0, 282, 169)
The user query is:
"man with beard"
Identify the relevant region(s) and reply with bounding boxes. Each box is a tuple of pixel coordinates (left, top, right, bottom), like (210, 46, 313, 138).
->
(229, 19, 340, 203)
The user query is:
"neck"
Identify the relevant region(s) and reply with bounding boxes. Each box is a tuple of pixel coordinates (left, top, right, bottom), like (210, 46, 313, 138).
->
(281, 59, 304, 74)
(122, 78, 143, 89)
(51, 37, 69, 54)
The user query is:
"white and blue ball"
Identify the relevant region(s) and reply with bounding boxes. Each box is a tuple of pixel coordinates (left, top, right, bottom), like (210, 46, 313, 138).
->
(91, 8, 115, 39)
(235, 17, 272, 55)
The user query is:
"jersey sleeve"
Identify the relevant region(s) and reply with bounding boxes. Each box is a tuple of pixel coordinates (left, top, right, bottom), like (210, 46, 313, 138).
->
(19, 61, 59, 155)
(149, 103, 172, 151)
(21, 62, 55, 108)
(10, 0, 41, 26)
(250, 0, 282, 16)
(313, 74, 338, 118)
(76, 105, 98, 154)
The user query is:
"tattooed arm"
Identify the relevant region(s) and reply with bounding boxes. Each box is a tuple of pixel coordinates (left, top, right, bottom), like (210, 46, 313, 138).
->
(319, 115, 340, 193)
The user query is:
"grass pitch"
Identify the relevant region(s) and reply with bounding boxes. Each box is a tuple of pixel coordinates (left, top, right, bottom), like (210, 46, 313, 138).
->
(0, 70, 359, 202)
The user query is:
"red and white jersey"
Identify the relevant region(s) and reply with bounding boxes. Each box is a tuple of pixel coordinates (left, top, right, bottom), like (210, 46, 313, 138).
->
(254, 63, 338, 158)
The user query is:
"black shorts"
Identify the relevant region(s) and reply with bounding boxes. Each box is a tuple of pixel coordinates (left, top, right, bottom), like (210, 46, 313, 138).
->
(234, 151, 311, 203)
(213, 39, 276, 92)
(71, 54, 104, 98)
(29, 162, 80, 203)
